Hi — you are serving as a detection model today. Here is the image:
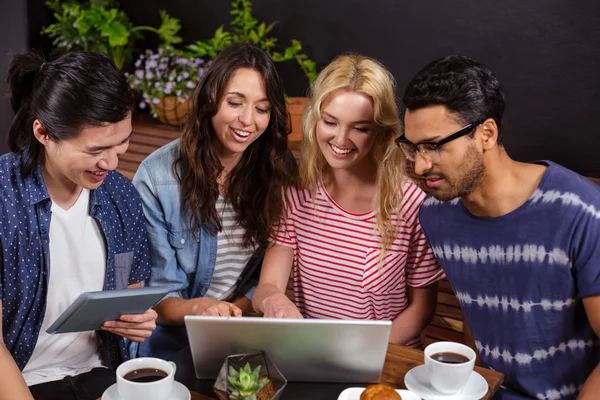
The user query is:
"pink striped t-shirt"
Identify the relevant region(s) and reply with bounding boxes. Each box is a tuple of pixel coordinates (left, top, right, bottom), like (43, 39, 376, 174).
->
(270, 179, 445, 347)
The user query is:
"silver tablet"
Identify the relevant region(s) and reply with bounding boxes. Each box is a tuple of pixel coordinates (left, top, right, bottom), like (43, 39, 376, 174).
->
(185, 315, 392, 383)
(46, 286, 172, 334)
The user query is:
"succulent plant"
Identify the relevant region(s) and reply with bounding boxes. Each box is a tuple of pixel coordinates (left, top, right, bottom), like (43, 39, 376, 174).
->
(227, 362, 270, 400)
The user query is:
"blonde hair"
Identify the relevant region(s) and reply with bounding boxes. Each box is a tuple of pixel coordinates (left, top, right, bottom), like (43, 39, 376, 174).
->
(300, 53, 405, 253)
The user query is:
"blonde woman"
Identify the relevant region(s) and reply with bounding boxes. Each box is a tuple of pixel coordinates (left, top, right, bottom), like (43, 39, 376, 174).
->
(252, 54, 444, 347)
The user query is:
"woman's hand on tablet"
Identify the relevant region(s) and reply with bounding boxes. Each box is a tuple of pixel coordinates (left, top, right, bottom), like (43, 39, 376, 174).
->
(192, 298, 242, 317)
(261, 293, 303, 319)
(101, 308, 158, 342)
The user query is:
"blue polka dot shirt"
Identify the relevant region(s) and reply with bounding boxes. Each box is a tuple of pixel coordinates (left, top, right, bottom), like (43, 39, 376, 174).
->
(0, 151, 151, 371)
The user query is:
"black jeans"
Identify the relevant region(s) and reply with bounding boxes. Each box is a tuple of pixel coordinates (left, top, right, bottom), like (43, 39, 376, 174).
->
(28, 368, 116, 400)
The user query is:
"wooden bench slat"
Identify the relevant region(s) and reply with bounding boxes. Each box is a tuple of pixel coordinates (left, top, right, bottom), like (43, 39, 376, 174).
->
(128, 142, 162, 155)
(133, 128, 180, 139)
(133, 125, 182, 140)
(438, 291, 460, 307)
(435, 303, 465, 320)
(438, 279, 456, 294)
(130, 134, 173, 147)
(423, 325, 465, 343)
(119, 152, 148, 163)
(117, 159, 141, 171)
(118, 169, 135, 180)
(430, 315, 464, 332)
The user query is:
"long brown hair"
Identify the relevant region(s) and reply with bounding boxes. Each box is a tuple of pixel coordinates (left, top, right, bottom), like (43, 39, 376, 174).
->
(176, 43, 295, 248)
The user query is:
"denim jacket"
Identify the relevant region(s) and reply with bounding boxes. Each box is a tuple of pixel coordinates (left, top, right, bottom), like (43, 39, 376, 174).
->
(133, 139, 263, 359)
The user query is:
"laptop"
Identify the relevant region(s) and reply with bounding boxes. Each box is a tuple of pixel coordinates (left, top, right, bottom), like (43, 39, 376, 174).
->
(184, 315, 392, 383)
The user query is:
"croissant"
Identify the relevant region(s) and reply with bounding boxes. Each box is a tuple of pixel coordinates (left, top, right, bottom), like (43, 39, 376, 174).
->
(360, 384, 402, 400)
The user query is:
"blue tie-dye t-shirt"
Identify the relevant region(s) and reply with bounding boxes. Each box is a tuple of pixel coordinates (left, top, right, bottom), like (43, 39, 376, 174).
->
(419, 161, 600, 400)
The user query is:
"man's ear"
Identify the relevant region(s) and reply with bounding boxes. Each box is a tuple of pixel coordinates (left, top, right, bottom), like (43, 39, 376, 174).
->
(32, 119, 51, 146)
(480, 118, 499, 150)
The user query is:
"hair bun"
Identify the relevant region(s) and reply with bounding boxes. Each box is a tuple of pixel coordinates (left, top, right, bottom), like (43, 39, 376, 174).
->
(7, 51, 46, 113)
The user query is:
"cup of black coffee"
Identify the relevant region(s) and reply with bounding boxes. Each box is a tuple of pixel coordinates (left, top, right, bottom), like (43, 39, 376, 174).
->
(424, 341, 475, 394)
(124, 367, 168, 382)
(116, 357, 176, 400)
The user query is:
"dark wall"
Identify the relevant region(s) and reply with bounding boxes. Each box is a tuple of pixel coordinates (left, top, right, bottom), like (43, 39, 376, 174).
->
(26, 0, 600, 176)
(1, 0, 28, 155)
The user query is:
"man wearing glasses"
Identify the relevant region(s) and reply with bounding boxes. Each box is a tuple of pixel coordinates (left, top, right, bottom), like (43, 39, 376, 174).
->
(400, 55, 600, 399)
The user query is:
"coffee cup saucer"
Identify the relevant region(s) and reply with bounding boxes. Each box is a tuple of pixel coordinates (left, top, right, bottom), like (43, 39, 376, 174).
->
(102, 380, 191, 400)
(404, 365, 488, 400)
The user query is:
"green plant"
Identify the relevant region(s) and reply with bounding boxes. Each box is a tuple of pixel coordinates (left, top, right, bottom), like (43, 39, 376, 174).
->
(188, 0, 317, 85)
(227, 362, 270, 400)
(41, 0, 182, 69)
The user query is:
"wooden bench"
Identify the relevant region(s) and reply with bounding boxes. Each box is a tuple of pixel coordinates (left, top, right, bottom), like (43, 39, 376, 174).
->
(118, 116, 182, 180)
(120, 116, 600, 349)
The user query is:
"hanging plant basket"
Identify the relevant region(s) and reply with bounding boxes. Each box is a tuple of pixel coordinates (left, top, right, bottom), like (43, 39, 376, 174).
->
(154, 96, 191, 126)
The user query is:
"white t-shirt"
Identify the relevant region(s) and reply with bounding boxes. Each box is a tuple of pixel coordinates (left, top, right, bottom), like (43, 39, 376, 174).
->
(22, 189, 107, 386)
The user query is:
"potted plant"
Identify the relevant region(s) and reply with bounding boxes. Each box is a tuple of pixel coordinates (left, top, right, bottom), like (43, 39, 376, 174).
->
(41, 0, 182, 69)
(213, 352, 286, 400)
(187, 0, 316, 141)
(127, 47, 207, 126)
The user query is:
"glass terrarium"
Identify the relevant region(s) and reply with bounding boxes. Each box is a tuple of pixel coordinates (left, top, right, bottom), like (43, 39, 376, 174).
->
(213, 351, 287, 400)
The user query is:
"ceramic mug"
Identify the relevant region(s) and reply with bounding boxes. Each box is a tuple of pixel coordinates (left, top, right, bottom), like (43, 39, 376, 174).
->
(116, 357, 177, 400)
(424, 341, 476, 395)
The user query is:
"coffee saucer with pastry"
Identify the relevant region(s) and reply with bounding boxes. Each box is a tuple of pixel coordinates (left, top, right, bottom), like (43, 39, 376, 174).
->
(337, 383, 421, 400)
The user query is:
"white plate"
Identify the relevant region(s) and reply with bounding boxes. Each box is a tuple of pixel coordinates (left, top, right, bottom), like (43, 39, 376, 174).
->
(338, 387, 421, 400)
(102, 381, 191, 400)
(404, 365, 488, 400)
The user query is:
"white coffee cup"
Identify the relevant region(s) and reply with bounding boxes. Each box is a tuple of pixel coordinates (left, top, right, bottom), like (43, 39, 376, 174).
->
(116, 357, 177, 400)
(424, 341, 476, 395)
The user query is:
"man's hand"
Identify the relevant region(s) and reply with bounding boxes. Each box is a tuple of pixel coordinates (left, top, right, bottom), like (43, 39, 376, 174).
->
(261, 293, 303, 319)
(192, 298, 242, 317)
(101, 308, 158, 342)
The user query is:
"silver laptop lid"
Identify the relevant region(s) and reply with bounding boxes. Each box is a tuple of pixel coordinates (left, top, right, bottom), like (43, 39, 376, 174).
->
(184, 316, 391, 383)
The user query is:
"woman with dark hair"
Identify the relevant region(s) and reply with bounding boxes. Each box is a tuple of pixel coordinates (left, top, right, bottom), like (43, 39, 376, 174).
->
(133, 43, 297, 359)
(0, 51, 157, 400)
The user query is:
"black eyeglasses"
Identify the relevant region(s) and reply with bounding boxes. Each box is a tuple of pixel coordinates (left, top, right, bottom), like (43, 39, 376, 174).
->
(395, 120, 484, 163)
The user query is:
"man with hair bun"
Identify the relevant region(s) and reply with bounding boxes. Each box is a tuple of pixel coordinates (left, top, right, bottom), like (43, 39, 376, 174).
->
(0, 51, 157, 400)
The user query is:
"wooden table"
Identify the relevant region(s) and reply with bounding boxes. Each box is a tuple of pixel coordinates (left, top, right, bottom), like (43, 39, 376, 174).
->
(181, 343, 503, 400)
